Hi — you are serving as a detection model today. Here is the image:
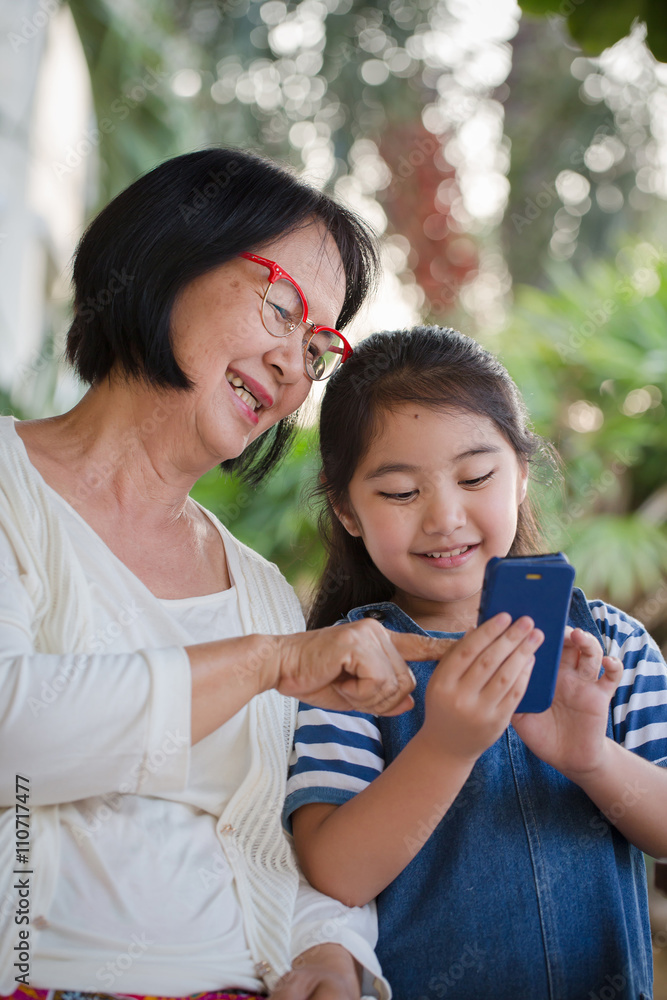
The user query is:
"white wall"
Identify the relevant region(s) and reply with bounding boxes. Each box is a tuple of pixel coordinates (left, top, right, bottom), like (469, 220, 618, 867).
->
(0, 0, 92, 412)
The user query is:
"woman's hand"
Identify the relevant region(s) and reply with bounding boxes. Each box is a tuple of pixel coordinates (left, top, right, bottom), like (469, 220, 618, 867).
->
(273, 619, 454, 716)
(189, 624, 451, 742)
(270, 943, 361, 1000)
(416, 613, 544, 763)
(512, 627, 623, 780)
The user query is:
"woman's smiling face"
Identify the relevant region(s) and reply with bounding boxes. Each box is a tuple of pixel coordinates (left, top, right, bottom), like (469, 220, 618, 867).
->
(336, 404, 528, 632)
(169, 222, 346, 469)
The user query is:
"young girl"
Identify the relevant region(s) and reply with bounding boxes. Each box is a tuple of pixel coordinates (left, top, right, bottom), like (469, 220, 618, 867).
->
(284, 326, 667, 1000)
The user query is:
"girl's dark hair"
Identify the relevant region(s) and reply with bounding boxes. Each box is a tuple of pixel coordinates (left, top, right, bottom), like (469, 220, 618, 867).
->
(309, 325, 556, 629)
(66, 147, 379, 485)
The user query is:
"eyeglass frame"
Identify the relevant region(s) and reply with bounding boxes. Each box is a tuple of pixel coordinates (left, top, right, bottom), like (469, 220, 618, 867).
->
(239, 251, 353, 381)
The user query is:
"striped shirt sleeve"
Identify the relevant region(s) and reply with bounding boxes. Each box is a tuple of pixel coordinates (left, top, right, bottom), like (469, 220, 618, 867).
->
(589, 600, 667, 765)
(283, 703, 385, 833)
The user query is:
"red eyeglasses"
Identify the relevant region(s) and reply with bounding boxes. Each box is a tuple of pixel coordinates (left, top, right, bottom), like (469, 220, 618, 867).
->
(239, 252, 353, 381)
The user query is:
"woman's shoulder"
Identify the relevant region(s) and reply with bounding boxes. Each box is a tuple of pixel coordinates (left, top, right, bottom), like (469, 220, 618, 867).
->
(0, 416, 48, 521)
(0, 414, 24, 459)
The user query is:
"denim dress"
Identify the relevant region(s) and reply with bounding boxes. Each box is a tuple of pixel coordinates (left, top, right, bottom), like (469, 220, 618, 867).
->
(343, 590, 654, 1000)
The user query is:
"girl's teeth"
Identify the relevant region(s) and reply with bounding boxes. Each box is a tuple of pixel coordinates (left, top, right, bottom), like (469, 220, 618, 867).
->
(426, 546, 470, 558)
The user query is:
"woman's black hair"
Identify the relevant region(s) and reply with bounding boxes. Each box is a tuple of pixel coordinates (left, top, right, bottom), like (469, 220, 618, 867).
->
(66, 147, 379, 485)
(308, 325, 558, 629)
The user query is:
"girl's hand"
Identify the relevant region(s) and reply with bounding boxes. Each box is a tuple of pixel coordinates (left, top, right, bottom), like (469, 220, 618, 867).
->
(274, 620, 453, 717)
(417, 613, 544, 763)
(269, 944, 361, 1000)
(512, 627, 624, 780)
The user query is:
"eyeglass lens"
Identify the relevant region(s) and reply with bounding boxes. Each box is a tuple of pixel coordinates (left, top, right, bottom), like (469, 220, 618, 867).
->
(262, 278, 304, 337)
(262, 279, 346, 381)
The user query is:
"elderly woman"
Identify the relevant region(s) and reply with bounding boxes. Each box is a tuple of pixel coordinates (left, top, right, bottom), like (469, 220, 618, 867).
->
(0, 149, 444, 1000)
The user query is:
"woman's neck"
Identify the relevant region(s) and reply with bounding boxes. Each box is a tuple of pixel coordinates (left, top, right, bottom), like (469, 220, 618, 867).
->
(16, 378, 211, 527)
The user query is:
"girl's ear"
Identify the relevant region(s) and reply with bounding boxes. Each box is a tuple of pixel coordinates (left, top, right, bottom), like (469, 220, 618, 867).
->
(334, 502, 362, 538)
(517, 464, 528, 505)
(322, 474, 362, 537)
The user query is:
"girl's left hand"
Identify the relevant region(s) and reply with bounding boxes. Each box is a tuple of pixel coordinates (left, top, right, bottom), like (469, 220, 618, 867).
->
(512, 627, 624, 781)
(269, 944, 361, 1000)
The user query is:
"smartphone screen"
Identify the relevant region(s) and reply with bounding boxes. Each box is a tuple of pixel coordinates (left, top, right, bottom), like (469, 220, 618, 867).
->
(477, 554, 576, 713)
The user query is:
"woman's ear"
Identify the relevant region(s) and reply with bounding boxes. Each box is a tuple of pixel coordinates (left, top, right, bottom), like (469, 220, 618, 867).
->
(517, 464, 528, 505)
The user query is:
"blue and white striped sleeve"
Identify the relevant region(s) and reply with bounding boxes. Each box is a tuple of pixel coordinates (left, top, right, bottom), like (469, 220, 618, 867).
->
(590, 601, 667, 765)
(283, 703, 385, 833)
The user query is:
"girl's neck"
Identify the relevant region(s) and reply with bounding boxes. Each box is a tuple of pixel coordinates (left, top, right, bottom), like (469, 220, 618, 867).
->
(392, 591, 478, 634)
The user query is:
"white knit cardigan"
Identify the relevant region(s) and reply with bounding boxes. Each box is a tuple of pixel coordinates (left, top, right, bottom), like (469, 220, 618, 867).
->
(0, 420, 385, 996)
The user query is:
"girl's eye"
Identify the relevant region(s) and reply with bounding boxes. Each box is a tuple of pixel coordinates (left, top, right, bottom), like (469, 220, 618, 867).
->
(460, 472, 494, 488)
(379, 490, 418, 501)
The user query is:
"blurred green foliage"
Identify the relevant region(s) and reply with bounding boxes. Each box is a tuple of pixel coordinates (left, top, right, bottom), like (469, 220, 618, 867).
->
(496, 240, 667, 629)
(190, 427, 325, 601)
(518, 0, 667, 63)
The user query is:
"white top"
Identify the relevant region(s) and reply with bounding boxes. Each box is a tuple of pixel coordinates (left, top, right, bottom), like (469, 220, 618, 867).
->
(0, 417, 389, 998)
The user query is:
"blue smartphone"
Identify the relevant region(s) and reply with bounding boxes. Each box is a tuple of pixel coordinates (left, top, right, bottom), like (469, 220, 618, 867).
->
(477, 553, 576, 713)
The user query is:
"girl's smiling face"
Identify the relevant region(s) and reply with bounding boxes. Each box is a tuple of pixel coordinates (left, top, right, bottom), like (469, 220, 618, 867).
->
(336, 404, 528, 632)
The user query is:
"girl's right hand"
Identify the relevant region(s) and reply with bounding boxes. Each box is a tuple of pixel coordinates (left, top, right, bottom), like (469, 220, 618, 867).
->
(418, 613, 544, 763)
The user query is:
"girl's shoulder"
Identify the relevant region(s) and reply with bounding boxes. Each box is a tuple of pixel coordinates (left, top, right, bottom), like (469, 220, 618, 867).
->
(585, 597, 662, 658)
(586, 597, 667, 764)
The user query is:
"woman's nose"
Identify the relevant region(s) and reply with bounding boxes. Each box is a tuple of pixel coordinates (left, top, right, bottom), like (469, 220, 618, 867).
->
(264, 330, 307, 383)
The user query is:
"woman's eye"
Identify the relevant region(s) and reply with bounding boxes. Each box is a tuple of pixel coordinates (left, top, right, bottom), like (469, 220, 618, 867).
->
(460, 472, 494, 488)
(379, 490, 418, 501)
(269, 301, 291, 321)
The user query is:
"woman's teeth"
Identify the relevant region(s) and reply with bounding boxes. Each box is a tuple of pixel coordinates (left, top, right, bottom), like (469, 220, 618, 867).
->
(226, 372, 260, 411)
(425, 546, 471, 558)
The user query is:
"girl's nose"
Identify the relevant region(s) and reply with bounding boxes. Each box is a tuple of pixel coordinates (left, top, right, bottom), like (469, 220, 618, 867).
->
(422, 489, 466, 536)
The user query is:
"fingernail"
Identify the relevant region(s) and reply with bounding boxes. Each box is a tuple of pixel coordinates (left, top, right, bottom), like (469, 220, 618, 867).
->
(408, 667, 417, 687)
